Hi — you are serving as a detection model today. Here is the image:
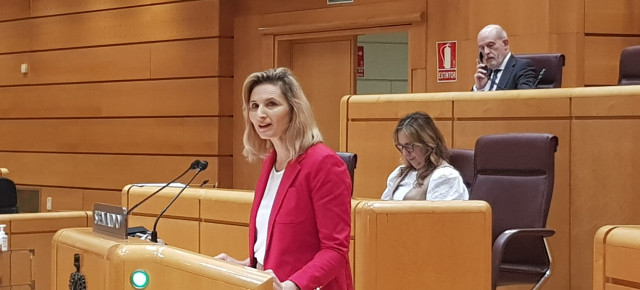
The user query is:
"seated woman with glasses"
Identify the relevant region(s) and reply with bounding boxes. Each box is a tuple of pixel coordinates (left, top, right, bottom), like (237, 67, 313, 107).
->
(381, 112, 468, 201)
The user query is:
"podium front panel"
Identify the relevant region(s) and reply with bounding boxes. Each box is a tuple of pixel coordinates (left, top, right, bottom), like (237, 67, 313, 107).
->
(52, 228, 272, 290)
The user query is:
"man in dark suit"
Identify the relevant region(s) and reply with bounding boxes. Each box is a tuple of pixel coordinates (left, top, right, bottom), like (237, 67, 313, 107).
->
(473, 24, 537, 91)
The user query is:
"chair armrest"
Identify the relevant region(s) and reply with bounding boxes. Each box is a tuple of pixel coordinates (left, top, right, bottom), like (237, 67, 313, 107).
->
(492, 228, 555, 284)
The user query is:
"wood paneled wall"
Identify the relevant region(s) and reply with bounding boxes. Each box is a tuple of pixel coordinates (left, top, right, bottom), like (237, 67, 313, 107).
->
(232, 0, 640, 190)
(0, 0, 637, 240)
(0, 0, 234, 210)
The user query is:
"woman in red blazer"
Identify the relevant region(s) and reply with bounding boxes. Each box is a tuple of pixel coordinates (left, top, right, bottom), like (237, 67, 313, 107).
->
(216, 68, 353, 290)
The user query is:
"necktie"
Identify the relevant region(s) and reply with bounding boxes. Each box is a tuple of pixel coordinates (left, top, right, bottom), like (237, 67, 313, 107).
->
(489, 69, 502, 91)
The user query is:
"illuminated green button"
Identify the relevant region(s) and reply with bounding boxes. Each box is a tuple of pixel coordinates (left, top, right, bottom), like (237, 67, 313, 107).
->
(130, 269, 149, 289)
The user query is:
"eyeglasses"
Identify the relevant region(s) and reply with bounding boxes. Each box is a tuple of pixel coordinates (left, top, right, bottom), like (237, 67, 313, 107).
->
(395, 143, 420, 153)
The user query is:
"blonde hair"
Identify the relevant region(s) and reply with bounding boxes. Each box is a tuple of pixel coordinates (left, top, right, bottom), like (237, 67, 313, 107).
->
(393, 112, 449, 187)
(242, 67, 323, 162)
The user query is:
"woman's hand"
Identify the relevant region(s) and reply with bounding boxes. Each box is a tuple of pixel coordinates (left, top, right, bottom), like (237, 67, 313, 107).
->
(213, 253, 250, 267)
(264, 269, 300, 290)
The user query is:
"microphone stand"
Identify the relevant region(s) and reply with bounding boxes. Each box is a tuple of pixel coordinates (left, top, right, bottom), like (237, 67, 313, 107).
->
(126, 160, 200, 217)
(533, 68, 547, 88)
(150, 162, 208, 243)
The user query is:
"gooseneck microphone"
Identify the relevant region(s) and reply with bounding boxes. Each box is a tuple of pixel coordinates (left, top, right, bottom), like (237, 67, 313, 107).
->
(533, 68, 547, 88)
(126, 160, 201, 217)
(150, 160, 208, 243)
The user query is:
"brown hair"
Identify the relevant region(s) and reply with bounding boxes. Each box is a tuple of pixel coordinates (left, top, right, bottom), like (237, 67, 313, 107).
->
(393, 112, 449, 187)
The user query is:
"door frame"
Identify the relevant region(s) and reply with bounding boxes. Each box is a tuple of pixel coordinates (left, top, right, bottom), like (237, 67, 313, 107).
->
(258, 0, 426, 91)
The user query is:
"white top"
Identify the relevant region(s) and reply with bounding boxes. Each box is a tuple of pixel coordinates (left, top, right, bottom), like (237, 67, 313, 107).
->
(253, 167, 284, 265)
(381, 165, 469, 200)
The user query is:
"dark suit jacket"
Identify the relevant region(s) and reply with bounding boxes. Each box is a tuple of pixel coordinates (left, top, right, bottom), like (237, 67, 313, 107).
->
(495, 54, 538, 90)
(249, 143, 353, 290)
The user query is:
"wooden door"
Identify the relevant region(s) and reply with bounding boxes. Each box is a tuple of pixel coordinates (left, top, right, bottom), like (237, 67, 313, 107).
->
(279, 37, 355, 151)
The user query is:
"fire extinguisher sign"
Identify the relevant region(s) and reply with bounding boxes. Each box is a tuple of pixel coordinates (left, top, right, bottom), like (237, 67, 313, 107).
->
(436, 41, 457, 82)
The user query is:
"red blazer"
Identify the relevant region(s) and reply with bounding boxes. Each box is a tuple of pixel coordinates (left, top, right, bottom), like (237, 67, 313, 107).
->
(249, 143, 353, 290)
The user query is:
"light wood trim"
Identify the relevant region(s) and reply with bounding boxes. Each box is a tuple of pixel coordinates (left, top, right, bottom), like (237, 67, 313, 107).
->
(584, 36, 640, 85)
(594, 226, 640, 289)
(200, 222, 249, 260)
(40, 187, 84, 211)
(30, 0, 176, 16)
(52, 228, 272, 290)
(0, 0, 29, 21)
(594, 225, 618, 290)
(354, 200, 492, 289)
(455, 97, 571, 118)
(572, 88, 640, 116)
(585, 0, 640, 35)
(200, 189, 253, 223)
(0, 19, 30, 53)
(151, 38, 233, 78)
(273, 25, 410, 42)
(259, 1, 424, 35)
(29, 1, 222, 50)
(129, 215, 201, 252)
(0, 39, 225, 86)
(348, 95, 453, 119)
(124, 186, 202, 219)
(25, 45, 150, 83)
(83, 189, 121, 210)
(411, 69, 426, 92)
(0, 211, 90, 290)
(0, 117, 227, 154)
(0, 79, 226, 118)
(0, 153, 223, 190)
(339, 95, 352, 151)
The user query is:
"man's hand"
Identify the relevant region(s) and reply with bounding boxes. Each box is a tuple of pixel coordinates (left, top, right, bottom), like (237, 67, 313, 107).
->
(474, 63, 490, 90)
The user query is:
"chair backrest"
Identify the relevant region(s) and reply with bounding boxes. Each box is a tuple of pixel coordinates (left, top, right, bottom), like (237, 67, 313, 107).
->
(0, 177, 18, 214)
(470, 133, 558, 287)
(448, 148, 474, 191)
(516, 53, 565, 89)
(336, 152, 357, 196)
(618, 45, 640, 85)
(471, 133, 557, 241)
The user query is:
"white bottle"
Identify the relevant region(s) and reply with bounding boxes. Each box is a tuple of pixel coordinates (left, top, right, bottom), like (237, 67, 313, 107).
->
(0, 224, 8, 252)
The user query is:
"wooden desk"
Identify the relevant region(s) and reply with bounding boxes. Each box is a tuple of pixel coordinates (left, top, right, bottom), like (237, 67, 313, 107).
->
(340, 85, 640, 289)
(594, 225, 640, 290)
(124, 186, 492, 289)
(51, 228, 272, 290)
(0, 211, 90, 289)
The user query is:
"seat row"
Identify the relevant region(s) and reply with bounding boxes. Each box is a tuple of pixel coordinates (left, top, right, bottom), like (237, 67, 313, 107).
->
(484, 44, 640, 89)
(340, 132, 558, 289)
(450, 133, 558, 289)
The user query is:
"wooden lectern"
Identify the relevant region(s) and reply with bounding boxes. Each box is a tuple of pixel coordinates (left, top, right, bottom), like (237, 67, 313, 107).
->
(51, 228, 272, 290)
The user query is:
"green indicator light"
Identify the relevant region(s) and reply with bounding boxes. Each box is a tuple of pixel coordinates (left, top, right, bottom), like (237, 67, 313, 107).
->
(130, 269, 149, 289)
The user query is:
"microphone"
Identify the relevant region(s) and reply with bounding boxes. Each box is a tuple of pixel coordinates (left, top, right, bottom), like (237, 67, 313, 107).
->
(533, 68, 546, 88)
(149, 160, 208, 243)
(126, 159, 202, 217)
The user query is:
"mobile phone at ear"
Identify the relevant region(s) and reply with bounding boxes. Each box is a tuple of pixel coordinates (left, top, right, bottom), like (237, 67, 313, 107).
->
(478, 51, 489, 74)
